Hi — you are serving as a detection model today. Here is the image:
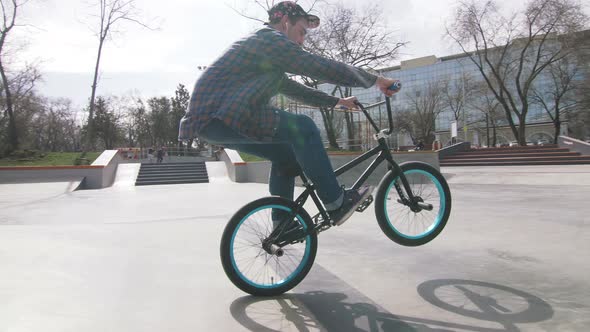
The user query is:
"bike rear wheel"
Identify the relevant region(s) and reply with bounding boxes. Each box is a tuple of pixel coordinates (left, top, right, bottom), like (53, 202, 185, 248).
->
(220, 196, 317, 296)
(375, 162, 451, 246)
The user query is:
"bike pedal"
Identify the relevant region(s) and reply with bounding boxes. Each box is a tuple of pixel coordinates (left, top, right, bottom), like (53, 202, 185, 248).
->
(311, 212, 324, 224)
(356, 194, 374, 212)
(311, 213, 333, 233)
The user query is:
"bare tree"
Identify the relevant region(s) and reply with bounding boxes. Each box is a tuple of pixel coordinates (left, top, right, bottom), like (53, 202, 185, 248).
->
(303, 3, 406, 150)
(0, 0, 32, 153)
(470, 82, 506, 147)
(441, 73, 475, 141)
(530, 56, 580, 143)
(446, 0, 589, 146)
(564, 30, 590, 141)
(85, 0, 154, 150)
(32, 98, 80, 152)
(231, 0, 322, 24)
(404, 81, 445, 145)
(393, 107, 418, 147)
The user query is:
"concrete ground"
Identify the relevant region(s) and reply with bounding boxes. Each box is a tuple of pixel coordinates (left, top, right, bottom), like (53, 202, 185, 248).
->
(0, 163, 589, 331)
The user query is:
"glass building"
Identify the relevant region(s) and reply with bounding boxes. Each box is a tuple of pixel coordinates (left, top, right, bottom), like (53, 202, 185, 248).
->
(287, 30, 590, 150)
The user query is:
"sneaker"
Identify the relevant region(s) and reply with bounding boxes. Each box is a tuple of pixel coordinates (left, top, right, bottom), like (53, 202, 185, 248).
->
(329, 185, 374, 226)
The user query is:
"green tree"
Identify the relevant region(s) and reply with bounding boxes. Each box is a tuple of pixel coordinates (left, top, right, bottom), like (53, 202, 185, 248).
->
(93, 97, 124, 149)
(129, 99, 152, 149)
(147, 97, 172, 146)
(170, 84, 190, 146)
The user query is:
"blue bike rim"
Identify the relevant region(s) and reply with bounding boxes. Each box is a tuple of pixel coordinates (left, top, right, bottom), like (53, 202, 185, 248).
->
(384, 169, 446, 239)
(229, 204, 311, 289)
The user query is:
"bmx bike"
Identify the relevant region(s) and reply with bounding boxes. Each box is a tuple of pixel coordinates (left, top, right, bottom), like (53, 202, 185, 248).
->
(220, 86, 452, 296)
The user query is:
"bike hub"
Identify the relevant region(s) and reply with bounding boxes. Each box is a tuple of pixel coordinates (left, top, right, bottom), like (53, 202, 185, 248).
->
(262, 241, 284, 257)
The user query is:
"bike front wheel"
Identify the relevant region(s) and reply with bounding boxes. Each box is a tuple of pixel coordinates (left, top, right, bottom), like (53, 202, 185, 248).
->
(220, 196, 317, 296)
(375, 162, 451, 246)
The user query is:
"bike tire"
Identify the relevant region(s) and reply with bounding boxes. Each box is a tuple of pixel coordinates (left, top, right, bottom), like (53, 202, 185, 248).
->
(375, 162, 451, 246)
(220, 196, 318, 296)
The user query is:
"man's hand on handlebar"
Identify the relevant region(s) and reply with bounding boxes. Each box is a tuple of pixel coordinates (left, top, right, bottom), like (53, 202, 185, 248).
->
(335, 96, 360, 112)
(334, 76, 400, 111)
(376, 77, 401, 97)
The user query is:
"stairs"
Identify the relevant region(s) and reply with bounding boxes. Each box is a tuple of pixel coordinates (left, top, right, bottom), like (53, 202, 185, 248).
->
(135, 162, 209, 186)
(440, 144, 590, 166)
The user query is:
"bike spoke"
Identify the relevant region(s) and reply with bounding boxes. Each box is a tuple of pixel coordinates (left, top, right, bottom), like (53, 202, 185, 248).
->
(231, 205, 310, 288)
(386, 170, 444, 238)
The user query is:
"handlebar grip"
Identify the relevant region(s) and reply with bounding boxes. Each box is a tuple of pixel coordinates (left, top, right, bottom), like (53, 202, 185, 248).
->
(388, 81, 402, 91)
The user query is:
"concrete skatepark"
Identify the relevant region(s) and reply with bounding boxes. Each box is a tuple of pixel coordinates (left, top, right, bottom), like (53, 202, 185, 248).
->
(1, 161, 589, 331)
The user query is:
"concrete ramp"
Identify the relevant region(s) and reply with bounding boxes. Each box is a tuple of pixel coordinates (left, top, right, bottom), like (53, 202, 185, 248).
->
(0, 180, 83, 208)
(112, 163, 141, 188)
(206, 161, 232, 183)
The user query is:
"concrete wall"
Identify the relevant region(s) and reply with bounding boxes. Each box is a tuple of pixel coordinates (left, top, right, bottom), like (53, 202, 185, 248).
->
(437, 142, 470, 159)
(330, 151, 439, 187)
(88, 150, 124, 189)
(559, 136, 590, 155)
(217, 149, 248, 182)
(219, 148, 439, 187)
(437, 123, 558, 147)
(0, 150, 124, 190)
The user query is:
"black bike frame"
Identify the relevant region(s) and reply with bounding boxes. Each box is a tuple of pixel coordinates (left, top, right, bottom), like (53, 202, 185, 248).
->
(270, 97, 420, 244)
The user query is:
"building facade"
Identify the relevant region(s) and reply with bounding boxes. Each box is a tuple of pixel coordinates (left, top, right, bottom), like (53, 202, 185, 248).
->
(275, 30, 589, 150)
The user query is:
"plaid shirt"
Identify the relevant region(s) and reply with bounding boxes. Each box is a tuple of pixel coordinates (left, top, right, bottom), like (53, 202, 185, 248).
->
(178, 27, 377, 141)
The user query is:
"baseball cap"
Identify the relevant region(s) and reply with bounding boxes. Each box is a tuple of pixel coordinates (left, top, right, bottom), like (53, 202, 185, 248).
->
(267, 1, 320, 29)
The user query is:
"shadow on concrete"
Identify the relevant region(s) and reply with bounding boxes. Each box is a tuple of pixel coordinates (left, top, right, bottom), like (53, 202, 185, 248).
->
(230, 279, 553, 332)
(417, 279, 554, 332)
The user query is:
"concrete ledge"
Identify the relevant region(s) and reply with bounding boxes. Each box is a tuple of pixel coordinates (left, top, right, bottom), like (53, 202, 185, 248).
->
(218, 148, 440, 187)
(217, 148, 248, 182)
(438, 142, 471, 159)
(0, 150, 124, 189)
(559, 136, 590, 155)
(331, 151, 439, 187)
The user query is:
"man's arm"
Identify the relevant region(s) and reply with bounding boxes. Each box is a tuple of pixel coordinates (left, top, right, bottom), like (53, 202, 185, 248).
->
(278, 77, 339, 107)
(250, 29, 378, 88)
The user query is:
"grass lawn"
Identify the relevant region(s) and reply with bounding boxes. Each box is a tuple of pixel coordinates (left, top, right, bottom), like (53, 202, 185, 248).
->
(0, 152, 102, 166)
(238, 152, 268, 162)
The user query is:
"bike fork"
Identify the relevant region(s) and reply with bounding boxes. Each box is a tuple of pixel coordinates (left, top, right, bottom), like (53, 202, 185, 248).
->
(383, 149, 432, 212)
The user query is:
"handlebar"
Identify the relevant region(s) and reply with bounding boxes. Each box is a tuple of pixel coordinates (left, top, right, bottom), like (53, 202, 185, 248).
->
(388, 81, 402, 91)
(352, 80, 401, 137)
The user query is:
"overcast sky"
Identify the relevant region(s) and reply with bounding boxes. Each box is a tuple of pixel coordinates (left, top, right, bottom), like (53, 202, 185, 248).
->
(11, 0, 590, 108)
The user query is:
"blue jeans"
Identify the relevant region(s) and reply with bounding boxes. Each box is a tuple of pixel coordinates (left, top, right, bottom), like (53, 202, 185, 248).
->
(200, 110, 344, 210)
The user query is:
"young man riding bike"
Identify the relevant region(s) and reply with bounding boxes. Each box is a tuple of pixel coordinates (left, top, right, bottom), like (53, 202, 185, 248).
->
(178, 1, 399, 226)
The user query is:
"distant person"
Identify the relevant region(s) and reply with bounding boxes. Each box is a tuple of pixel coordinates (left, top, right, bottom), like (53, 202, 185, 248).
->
(416, 140, 425, 151)
(148, 147, 155, 163)
(157, 148, 164, 163)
